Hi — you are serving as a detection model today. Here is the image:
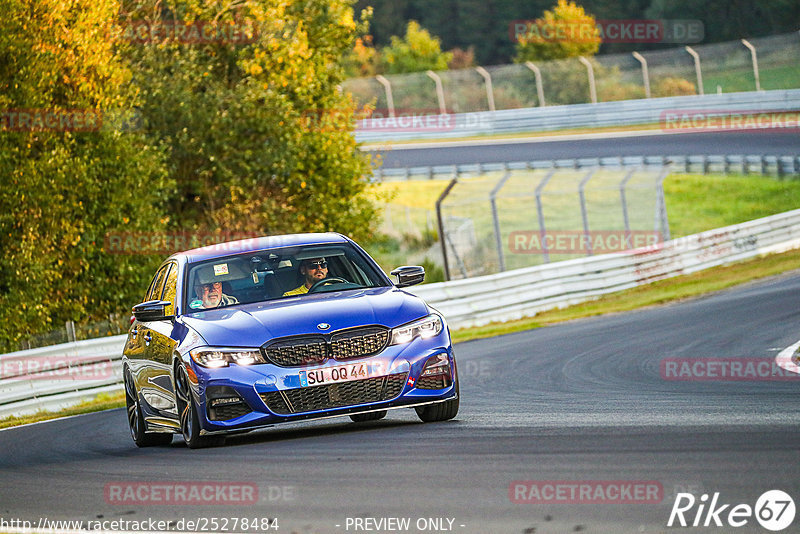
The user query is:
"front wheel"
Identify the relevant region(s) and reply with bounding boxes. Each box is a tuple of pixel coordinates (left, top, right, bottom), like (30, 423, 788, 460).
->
(175, 365, 224, 449)
(415, 396, 459, 422)
(415, 362, 460, 422)
(124, 369, 172, 447)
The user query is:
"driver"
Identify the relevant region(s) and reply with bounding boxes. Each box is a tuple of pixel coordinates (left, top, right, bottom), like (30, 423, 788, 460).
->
(195, 281, 239, 309)
(283, 257, 328, 296)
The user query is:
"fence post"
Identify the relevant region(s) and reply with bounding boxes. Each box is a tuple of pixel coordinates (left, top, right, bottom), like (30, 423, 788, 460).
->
(436, 177, 459, 281)
(632, 51, 651, 98)
(426, 70, 447, 115)
(524, 61, 546, 107)
(375, 75, 396, 117)
(656, 165, 671, 241)
(578, 168, 597, 255)
(578, 56, 598, 104)
(619, 168, 637, 249)
(66, 320, 76, 343)
(535, 168, 557, 263)
(740, 39, 761, 92)
(685, 46, 704, 95)
(489, 168, 512, 272)
(475, 66, 496, 112)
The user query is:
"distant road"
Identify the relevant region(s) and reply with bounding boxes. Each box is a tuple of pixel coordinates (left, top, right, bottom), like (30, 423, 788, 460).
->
(365, 130, 800, 169)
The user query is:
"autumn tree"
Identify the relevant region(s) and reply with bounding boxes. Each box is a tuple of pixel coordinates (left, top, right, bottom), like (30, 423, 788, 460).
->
(123, 0, 379, 241)
(0, 0, 171, 349)
(380, 20, 453, 74)
(514, 0, 601, 62)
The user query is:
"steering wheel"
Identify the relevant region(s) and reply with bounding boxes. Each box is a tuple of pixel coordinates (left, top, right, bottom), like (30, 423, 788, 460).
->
(307, 277, 348, 293)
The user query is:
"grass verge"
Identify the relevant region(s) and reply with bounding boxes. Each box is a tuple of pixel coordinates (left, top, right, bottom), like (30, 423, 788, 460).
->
(0, 391, 124, 430)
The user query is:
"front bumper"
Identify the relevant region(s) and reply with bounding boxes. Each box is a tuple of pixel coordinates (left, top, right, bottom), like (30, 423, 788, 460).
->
(187, 335, 457, 433)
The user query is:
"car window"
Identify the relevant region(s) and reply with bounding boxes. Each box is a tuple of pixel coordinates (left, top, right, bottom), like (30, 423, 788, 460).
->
(145, 263, 170, 303)
(162, 262, 178, 316)
(184, 243, 389, 312)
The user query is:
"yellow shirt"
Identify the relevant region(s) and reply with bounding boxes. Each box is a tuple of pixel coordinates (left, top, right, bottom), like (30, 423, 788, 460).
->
(283, 285, 309, 296)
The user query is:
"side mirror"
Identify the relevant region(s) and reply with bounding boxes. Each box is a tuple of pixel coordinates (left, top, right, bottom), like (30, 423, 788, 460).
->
(390, 265, 425, 288)
(132, 300, 172, 322)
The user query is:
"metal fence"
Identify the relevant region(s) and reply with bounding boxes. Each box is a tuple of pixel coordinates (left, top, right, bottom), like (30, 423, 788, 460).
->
(376, 155, 800, 281)
(344, 32, 800, 115)
(435, 164, 669, 280)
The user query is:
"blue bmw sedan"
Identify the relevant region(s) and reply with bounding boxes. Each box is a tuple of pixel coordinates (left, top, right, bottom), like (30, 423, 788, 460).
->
(122, 233, 459, 448)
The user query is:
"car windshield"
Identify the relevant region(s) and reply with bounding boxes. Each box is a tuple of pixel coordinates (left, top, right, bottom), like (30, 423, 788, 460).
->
(184, 243, 388, 312)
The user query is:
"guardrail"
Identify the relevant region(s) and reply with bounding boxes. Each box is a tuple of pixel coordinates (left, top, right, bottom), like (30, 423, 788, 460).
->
(373, 154, 800, 181)
(0, 335, 126, 419)
(408, 209, 800, 328)
(355, 89, 800, 143)
(2, 208, 800, 418)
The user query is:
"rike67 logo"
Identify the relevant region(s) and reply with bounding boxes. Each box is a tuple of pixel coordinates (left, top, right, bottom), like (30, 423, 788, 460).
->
(668, 490, 795, 531)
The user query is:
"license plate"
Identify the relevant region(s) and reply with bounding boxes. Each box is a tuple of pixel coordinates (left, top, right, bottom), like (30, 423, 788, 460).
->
(299, 361, 387, 387)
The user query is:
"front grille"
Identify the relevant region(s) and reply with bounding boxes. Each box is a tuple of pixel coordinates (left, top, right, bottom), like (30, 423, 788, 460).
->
(331, 327, 389, 361)
(263, 336, 327, 367)
(416, 374, 452, 390)
(260, 373, 407, 415)
(261, 326, 390, 367)
(208, 402, 251, 421)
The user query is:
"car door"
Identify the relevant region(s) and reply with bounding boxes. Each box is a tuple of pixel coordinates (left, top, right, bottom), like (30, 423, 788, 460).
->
(124, 262, 175, 418)
(139, 261, 181, 420)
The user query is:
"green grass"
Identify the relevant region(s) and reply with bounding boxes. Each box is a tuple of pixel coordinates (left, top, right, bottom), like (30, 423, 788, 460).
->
(664, 173, 800, 237)
(704, 64, 800, 94)
(0, 391, 125, 430)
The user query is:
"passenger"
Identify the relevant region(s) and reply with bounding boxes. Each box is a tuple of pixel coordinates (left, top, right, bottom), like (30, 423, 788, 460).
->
(283, 257, 328, 296)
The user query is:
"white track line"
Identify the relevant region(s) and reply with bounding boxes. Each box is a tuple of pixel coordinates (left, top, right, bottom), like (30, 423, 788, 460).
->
(775, 339, 800, 375)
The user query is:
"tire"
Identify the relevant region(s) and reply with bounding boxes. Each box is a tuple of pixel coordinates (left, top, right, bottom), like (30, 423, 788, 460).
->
(415, 362, 460, 423)
(124, 369, 173, 447)
(349, 410, 387, 423)
(175, 365, 225, 449)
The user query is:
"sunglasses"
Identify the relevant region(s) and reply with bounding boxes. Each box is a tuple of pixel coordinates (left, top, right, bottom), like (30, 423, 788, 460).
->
(305, 260, 327, 269)
(198, 282, 222, 291)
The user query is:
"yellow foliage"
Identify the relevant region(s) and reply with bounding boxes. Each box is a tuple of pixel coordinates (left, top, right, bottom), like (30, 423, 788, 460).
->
(514, 0, 601, 62)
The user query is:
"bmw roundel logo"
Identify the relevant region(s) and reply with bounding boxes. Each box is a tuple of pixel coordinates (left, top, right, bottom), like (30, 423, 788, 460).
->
(317, 323, 330, 330)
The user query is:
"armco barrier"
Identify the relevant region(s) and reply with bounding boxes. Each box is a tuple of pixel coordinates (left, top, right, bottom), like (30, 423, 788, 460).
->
(355, 89, 800, 143)
(2, 209, 800, 418)
(0, 335, 126, 418)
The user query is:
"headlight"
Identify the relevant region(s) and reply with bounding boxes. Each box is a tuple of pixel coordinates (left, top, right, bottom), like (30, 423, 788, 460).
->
(390, 314, 444, 345)
(189, 347, 266, 368)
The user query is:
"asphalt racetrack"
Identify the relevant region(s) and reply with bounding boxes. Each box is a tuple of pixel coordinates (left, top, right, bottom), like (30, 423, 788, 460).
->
(2, 271, 800, 533)
(367, 130, 800, 169)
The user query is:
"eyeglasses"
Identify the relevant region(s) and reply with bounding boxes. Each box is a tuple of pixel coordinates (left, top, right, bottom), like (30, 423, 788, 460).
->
(198, 282, 222, 292)
(305, 260, 327, 270)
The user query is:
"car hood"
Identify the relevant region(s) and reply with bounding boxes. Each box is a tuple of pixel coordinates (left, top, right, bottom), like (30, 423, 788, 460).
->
(180, 287, 430, 347)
